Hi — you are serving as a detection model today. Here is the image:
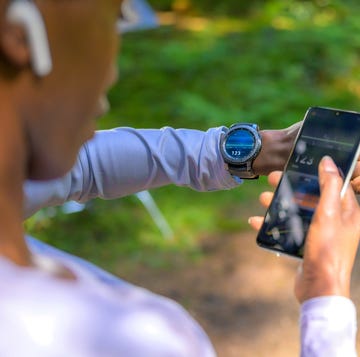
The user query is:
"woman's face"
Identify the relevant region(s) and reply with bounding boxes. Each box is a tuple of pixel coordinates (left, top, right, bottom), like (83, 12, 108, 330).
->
(25, 0, 123, 180)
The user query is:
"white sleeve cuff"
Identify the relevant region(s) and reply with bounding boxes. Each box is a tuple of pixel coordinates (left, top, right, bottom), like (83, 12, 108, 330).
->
(300, 296, 357, 357)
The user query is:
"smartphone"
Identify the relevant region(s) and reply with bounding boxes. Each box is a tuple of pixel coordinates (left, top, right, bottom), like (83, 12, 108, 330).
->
(256, 106, 360, 259)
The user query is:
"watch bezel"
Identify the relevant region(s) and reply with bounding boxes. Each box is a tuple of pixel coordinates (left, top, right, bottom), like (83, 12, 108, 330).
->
(220, 124, 262, 165)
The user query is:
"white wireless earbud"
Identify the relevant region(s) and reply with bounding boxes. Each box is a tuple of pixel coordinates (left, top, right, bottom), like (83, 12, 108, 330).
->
(7, 0, 52, 76)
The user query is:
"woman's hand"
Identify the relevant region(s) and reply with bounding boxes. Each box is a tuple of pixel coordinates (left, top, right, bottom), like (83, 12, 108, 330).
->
(249, 156, 360, 303)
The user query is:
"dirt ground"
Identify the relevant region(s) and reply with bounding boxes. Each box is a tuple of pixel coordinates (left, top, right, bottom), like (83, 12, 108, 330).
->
(120, 230, 360, 357)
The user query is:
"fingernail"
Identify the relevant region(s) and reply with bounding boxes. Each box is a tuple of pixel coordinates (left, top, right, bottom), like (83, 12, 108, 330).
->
(321, 156, 337, 172)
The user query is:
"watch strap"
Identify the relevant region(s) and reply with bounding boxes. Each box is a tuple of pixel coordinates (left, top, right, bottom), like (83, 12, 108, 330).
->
(227, 162, 259, 180)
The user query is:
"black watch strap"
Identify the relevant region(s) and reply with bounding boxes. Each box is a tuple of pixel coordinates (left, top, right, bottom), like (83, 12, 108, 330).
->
(227, 163, 259, 180)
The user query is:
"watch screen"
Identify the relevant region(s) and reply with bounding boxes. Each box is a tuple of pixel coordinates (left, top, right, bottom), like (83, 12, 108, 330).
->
(224, 128, 256, 162)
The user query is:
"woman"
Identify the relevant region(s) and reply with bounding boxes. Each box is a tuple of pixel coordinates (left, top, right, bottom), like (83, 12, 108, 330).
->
(0, 0, 358, 355)
(0, 0, 214, 355)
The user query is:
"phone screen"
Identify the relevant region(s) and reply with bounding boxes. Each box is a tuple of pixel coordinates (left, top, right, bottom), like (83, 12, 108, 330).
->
(256, 107, 360, 258)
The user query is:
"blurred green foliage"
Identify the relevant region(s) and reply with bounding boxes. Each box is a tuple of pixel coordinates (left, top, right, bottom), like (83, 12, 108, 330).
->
(151, 0, 360, 17)
(25, 1, 360, 272)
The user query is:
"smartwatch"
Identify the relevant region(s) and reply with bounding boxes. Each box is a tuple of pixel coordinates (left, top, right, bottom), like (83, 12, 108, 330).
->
(220, 123, 262, 179)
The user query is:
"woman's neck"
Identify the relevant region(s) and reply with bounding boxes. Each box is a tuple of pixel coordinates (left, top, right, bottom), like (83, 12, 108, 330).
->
(0, 88, 31, 266)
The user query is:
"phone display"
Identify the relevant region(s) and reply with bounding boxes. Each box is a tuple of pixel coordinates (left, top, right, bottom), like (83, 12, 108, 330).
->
(256, 107, 360, 259)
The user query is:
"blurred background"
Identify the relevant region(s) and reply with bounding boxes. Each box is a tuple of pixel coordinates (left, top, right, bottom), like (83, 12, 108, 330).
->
(25, 1, 360, 355)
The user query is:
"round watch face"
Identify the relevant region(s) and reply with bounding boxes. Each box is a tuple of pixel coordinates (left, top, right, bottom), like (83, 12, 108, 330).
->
(222, 127, 259, 164)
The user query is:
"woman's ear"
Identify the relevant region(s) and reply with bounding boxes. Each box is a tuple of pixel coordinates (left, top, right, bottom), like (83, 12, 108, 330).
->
(0, 21, 30, 71)
(1, 0, 52, 77)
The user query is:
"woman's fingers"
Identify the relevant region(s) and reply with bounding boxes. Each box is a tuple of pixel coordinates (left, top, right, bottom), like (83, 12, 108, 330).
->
(248, 216, 264, 231)
(268, 171, 282, 188)
(259, 191, 274, 208)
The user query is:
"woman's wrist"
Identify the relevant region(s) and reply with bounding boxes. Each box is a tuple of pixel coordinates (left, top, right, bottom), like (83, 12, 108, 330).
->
(253, 129, 293, 175)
